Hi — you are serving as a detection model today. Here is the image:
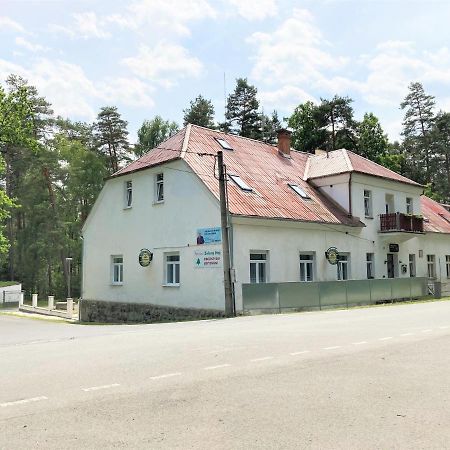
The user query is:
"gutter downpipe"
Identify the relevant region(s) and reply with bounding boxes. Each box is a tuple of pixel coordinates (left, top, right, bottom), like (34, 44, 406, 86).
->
(348, 173, 353, 216)
(225, 175, 236, 315)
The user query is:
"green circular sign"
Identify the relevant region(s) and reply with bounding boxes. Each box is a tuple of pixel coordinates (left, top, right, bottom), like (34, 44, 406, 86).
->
(139, 249, 153, 267)
(325, 247, 339, 265)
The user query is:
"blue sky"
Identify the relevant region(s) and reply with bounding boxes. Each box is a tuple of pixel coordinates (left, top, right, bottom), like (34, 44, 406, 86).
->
(1, 0, 450, 143)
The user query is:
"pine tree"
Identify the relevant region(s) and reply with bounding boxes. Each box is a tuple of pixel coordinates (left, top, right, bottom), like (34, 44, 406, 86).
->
(224, 78, 261, 139)
(134, 116, 179, 157)
(183, 95, 215, 128)
(357, 113, 389, 161)
(430, 112, 450, 202)
(94, 106, 129, 173)
(260, 111, 282, 144)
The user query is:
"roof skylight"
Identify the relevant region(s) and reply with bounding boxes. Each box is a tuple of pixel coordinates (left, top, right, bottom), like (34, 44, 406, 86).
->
(229, 174, 253, 192)
(289, 183, 311, 199)
(216, 138, 233, 150)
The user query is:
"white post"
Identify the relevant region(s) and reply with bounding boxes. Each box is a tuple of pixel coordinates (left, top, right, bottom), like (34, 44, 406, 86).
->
(66, 298, 73, 319)
(19, 292, 24, 307)
(48, 295, 54, 311)
(32, 293, 38, 308)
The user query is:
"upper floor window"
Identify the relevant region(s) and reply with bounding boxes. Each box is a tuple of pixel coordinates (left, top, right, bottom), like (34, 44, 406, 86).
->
(155, 173, 164, 203)
(366, 253, 374, 279)
(125, 181, 132, 208)
(427, 254, 436, 279)
(165, 253, 180, 285)
(229, 174, 253, 192)
(250, 252, 267, 283)
(289, 184, 311, 199)
(111, 256, 123, 285)
(299, 253, 315, 281)
(364, 190, 372, 217)
(337, 254, 350, 280)
(406, 197, 413, 214)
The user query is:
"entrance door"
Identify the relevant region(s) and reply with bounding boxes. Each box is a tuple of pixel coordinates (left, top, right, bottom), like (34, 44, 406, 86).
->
(387, 253, 395, 278)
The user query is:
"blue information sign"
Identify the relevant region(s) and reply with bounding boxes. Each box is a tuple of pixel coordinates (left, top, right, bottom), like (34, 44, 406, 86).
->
(196, 227, 221, 245)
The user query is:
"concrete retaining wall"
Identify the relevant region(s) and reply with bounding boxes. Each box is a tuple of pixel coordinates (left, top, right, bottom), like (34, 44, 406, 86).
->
(79, 299, 225, 323)
(0, 284, 22, 307)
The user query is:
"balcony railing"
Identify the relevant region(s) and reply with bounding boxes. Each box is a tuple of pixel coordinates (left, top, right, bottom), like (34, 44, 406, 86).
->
(380, 212, 424, 233)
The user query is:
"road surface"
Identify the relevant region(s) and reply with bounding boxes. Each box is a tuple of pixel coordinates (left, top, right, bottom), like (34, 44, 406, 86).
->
(1, 301, 450, 449)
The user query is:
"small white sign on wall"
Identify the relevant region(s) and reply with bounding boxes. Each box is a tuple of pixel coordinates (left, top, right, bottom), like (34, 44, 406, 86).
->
(194, 250, 222, 268)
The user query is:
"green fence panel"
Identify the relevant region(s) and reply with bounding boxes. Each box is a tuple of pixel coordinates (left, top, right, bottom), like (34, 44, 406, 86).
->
(278, 282, 320, 309)
(242, 283, 279, 310)
(370, 279, 393, 301)
(346, 280, 372, 305)
(319, 281, 347, 307)
(392, 278, 412, 299)
(411, 277, 427, 298)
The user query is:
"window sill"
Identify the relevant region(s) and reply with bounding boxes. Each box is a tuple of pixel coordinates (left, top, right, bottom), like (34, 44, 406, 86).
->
(162, 283, 180, 288)
(123, 206, 132, 210)
(152, 201, 164, 206)
(364, 216, 373, 219)
(111, 283, 123, 286)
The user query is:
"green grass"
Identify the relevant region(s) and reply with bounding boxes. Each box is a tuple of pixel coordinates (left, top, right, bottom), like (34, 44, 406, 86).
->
(0, 281, 20, 288)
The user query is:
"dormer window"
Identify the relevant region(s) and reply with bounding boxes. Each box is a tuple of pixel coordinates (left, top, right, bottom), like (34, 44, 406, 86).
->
(215, 138, 233, 150)
(289, 184, 310, 199)
(229, 174, 252, 192)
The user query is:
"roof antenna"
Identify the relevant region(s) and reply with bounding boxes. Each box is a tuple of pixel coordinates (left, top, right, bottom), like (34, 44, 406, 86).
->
(223, 72, 227, 131)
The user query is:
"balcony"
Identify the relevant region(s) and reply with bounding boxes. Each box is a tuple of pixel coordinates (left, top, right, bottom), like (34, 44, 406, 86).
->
(380, 212, 424, 233)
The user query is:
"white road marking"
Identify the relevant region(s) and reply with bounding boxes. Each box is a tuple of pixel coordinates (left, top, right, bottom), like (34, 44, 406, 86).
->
(421, 329, 432, 333)
(379, 337, 393, 341)
(204, 364, 231, 370)
(323, 346, 341, 350)
(352, 341, 368, 345)
(400, 333, 413, 336)
(290, 350, 310, 356)
(149, 372, 182, 380)
(1, 396, 48, 408)
(250, 356, 273, 362)
(82, 383, 120, 392)
(439, 326, 449, 329)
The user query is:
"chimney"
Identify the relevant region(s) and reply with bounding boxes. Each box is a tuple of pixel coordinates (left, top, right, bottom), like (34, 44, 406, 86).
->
(277, 129, 291, 157)
(314, 149, 327, 156)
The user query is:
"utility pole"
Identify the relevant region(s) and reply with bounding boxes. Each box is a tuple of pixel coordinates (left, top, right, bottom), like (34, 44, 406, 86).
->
(217, 151, 234, 316)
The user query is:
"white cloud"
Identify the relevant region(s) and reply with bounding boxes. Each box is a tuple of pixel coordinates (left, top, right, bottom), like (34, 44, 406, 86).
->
(259, 85, 317, 113)
(107, 0, 216, 36)
(228, 0, 278, 21)
(49, 11, 111, 40)
(100, 77, 155, 108)
(122, 42, 203, 87)
(15, 37, 49, 53)
(0, 16, 26, 33)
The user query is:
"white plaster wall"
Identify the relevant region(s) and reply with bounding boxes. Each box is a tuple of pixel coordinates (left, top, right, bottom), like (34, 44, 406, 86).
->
(82, 159, 225, 310)
(312, 174, 350, 211)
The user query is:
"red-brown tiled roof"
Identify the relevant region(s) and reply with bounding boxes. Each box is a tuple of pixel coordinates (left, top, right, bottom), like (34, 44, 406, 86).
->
(305, 149, 422, 187)
(421, 196, 450, 233)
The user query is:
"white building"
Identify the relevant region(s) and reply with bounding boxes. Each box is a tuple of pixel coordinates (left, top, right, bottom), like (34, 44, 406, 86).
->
(81, 125, 450, 321)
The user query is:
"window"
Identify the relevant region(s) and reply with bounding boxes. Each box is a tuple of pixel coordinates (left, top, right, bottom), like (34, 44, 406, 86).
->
(165, 253, 180, 285)
(427, 254, 436, 279)
(337, 254, 350, 280)
(250, 252, 267, 283)
(229, 174, 253, 192)
(406, 197, 413, 214)
(155, 173, 164, 203)
(409, 254, 416, 277)
(446, 255, 450, 278)
(289, 184, 311, 199)
(125, 181, 132, 208)
(215, 138, 233, 150)
(112, 256, 123, 285)
(366, 253, 374, 279)
(299, 253, 315, 281)
(364, 190, 372, 217)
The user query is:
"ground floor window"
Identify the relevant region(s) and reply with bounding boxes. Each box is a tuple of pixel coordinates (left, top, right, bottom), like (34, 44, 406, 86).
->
(165, 253, 180, 285)
(427, 254, 436, 279)
(337, 254, 350, 280)
(446, 255, 450, 278)
(111, 255, 123, 285)
(366, 253, 374, 279)
(250, 252, 267, 283)
(299, 253, 315, 281)
(409, 254, 416, 277)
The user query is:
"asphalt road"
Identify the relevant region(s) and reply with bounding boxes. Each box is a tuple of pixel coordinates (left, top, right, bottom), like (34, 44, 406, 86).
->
(1, 301, 450, 449)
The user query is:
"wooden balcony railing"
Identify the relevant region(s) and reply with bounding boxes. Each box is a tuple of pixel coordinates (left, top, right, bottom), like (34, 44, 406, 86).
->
(380, 212, 424, 233)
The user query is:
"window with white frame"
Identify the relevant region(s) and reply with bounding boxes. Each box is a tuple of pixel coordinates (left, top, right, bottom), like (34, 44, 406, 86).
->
(111, 256, 123, 285)
(155, 173, 164, 203)
(299, 253, 315, 281)
(229, 174, 253, 192)
(409, 254, 416, 277)
(250, 252, 267, 283)
(289, 184, 311, 200)
(427, 254, 436, 278)
(366, 253, 374, 279)
(446, 255, 450, 278)
(337, 254, 350, 280)
(406, 197, 413, 214)
(165, 253, 180, 285)
(363, 190, 372, 217)
(125, 181, 132, 208)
